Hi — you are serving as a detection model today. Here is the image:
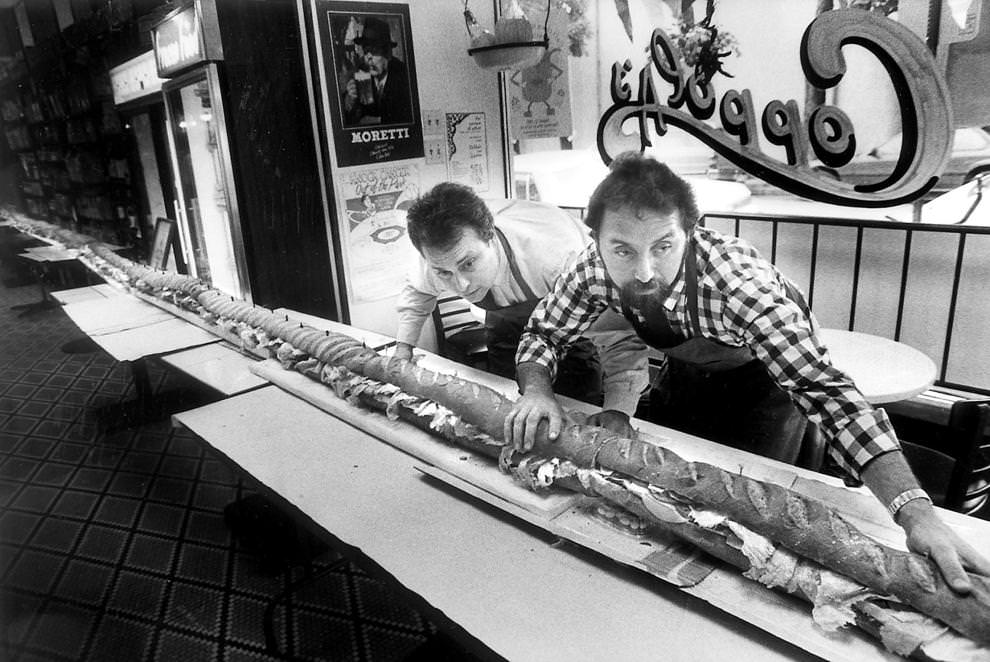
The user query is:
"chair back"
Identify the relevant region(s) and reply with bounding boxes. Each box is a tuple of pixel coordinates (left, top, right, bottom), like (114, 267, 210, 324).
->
(898, 399, 990, 515)
(430, 296, 488, 367)
(944, 400, 990, 513)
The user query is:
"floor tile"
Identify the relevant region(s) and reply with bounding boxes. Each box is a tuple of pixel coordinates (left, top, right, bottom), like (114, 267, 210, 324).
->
(146, 475, 194, 505)
(0, 509, 41, 545)
(50, 489, 100, 520)
(108, 471, 151, 499)
(85, 614, 153, 661)
(10, 484, 61, 514)
(164, 581, 223, 636)
(0, 456, 41, 481)
(176, 542, 227, 585)
(5, 549, 66, 593)
(68, 467, 113, 492)
(29, 517, 84, 554)
(138, 502, 186, 537)
(92, 495, 142, 528)
(184, 510, 231, 547)
(16, 401, 52, 419)
(126, 533, 177, 575)
(48, 442, 88, 464)
(107, 569, 166, 619)
(154, 628, 219, 661)
(15, 437, 57, 460)
(31, 461, 76, 486)
(74, 524, 129, 564)
(55, 559, 114, 606)
(24, 600, 99, 660)
(0, 276, 445, 661)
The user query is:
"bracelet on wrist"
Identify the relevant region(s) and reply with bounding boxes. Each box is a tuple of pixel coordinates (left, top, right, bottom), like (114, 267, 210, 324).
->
(887, 488, 932, 520)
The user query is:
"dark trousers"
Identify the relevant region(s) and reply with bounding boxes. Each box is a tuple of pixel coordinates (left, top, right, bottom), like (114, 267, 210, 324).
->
(647, 358, 806, 463)
(487, 334, 603, 406)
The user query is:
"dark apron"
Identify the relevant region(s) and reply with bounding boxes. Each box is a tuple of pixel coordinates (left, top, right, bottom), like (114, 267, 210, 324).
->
(621, 236, 806, 463)
(477, 229, 602, 405)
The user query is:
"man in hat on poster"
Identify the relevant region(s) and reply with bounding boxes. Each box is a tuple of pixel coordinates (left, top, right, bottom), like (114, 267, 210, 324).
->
(343, 17, 413, 126)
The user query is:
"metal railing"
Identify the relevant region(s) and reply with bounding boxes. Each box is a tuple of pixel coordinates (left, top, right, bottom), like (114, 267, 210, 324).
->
(703, 212, 990, 396)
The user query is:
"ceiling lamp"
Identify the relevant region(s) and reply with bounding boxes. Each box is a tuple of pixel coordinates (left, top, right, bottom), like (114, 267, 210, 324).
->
(464, 0, 549, 71)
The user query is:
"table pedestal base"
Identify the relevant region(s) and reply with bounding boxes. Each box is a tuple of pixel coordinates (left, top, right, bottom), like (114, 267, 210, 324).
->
(10, 293, 59, 318)
(95, 387, 216, 433)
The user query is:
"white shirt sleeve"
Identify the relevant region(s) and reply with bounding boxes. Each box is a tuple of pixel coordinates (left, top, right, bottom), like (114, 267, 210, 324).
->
(395, 262, 440, 346)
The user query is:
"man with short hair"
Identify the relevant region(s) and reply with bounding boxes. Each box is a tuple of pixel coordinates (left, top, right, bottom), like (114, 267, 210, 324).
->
(396, 181, 647, 426)
(505, 152, 990, 593)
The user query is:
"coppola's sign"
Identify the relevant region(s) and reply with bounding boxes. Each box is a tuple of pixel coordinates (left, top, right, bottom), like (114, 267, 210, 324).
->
(597, 9, 953, 207)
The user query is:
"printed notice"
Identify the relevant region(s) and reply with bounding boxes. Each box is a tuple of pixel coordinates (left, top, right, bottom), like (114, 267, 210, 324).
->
(339, 163, 421, 302)
(507, 9, 572, 140)
(445, 112, 488, 192)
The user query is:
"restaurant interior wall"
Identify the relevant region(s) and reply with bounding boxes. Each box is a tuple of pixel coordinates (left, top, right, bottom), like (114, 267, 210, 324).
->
(318, 0, 506, 346)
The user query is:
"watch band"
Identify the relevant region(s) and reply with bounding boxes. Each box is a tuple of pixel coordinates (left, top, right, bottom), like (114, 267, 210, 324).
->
(887, 488, 932, 519)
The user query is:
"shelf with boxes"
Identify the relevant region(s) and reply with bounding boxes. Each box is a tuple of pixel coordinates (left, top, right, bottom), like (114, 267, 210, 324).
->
(1, 59, 136, 245)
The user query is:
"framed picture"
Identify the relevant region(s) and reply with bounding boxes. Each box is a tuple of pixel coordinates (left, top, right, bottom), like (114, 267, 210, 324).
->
(149, 217, 179, 270)
(315, 1, 424, 166)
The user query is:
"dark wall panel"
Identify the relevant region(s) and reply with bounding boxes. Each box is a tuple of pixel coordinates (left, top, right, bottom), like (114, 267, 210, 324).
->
(215, 0, 336, 318)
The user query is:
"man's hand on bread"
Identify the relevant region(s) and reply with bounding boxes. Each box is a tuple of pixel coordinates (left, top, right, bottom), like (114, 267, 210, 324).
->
(898, 498, 990, 594)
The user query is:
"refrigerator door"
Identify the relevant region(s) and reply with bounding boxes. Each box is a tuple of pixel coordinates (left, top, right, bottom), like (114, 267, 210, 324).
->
(163, 65, 249, 299)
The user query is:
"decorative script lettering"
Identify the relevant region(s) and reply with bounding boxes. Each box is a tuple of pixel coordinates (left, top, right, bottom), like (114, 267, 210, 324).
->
(596, 9, 953, 207)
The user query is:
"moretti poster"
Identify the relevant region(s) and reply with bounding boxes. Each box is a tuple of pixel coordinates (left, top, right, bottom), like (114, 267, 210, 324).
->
(319, 1, 424, 166)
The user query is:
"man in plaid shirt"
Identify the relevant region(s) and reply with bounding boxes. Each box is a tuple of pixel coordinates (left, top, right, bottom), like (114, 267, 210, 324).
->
(505, 152, 989, 593)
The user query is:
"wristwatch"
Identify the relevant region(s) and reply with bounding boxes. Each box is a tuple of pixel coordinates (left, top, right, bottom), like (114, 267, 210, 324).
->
(887, 488, 932, 519)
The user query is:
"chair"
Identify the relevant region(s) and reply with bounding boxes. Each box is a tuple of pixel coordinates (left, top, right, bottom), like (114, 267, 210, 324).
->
(895, 399, 990, 516)
(431, 296, 488, 369)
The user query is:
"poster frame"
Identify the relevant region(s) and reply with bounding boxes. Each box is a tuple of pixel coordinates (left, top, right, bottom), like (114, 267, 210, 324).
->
(314, 0, 424, 167)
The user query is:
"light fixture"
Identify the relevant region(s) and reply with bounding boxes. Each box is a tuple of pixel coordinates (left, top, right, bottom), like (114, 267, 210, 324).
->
(464, 0, 549, 71)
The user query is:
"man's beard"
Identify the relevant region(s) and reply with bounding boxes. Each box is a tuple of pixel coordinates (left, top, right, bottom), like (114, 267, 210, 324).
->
(619, 278, 672, 310)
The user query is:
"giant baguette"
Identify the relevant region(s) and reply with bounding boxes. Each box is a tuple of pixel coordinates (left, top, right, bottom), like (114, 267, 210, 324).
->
(35, 219, 990, 655)
(534, 428, 990, 646)
(297, 357, 989, 659)
(181, 292, 990, 646)
(297, 337, 990, 647)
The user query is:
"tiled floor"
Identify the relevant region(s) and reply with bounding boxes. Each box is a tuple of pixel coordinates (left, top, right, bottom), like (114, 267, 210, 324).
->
(0, 246, 480, 661)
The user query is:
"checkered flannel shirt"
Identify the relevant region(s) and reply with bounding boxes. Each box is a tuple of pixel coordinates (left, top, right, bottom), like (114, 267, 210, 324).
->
(516, 225, 901, 479)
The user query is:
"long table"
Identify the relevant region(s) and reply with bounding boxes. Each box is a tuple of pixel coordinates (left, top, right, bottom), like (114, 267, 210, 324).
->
(173, 386, 818, 662)
(172, 347, 990, 661)
(52, 285, 268, 428)
(11, 214, 985, 658)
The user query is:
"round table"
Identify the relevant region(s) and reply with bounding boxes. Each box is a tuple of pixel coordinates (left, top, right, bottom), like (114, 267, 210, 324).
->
(819, 329, 937, 404)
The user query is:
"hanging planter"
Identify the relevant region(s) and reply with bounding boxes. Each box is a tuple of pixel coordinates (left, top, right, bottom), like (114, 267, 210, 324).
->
(464, 0, 549, 71)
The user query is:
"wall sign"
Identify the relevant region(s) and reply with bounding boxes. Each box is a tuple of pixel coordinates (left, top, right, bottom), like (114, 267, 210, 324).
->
(110, 51, 168, 106)
(317, 1, 424, 167)
(596, 9, 953, 208)
(339, 163, 421, 302)
(152, 1, 223, 79)
(446, 112, 489, 191)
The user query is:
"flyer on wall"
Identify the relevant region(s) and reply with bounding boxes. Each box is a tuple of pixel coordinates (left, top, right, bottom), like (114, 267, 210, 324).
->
(445, 112, 488, 191)
(317, 1, 424, 166)
(507, 8, 572, 140)
(339, 163, 421, 302)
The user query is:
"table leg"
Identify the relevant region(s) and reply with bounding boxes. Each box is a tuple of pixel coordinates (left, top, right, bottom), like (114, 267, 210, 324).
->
(95, 357, 218, 433)
(10, 261, 60, 317)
